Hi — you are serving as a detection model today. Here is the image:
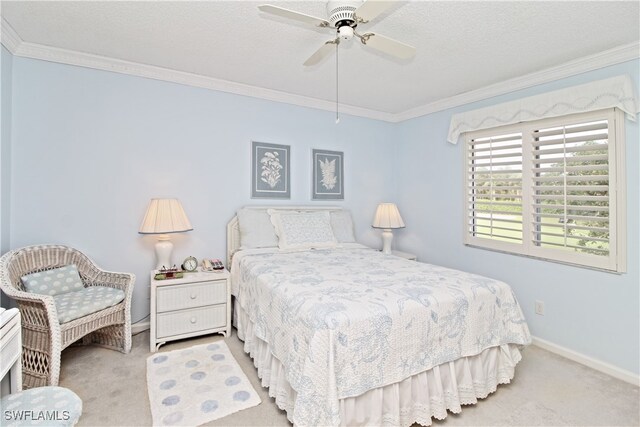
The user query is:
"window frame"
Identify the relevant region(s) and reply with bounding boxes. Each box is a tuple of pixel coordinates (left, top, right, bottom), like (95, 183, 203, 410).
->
(463, 108, 627, 273)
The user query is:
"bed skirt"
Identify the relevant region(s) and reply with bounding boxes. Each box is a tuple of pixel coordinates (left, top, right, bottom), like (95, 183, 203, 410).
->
(234, 301, 524, 427)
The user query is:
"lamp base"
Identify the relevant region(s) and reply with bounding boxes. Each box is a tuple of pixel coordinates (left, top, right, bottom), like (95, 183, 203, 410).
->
(381, 229, 393, 254)
(155, 235, 174, 270)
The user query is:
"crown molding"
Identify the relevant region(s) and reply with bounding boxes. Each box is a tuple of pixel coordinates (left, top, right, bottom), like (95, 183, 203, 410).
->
(0, 18, 394, 122)
(1, 15, 638, 123)
(394, 41, 640, 122)
(0, 18, 21, 54)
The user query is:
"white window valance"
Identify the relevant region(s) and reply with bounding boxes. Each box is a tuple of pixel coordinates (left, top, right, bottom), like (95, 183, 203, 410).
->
(448, 75, 638, 144)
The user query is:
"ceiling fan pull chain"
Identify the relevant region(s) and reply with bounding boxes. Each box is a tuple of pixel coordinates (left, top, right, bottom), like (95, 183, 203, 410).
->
(336, 39, 340, 124)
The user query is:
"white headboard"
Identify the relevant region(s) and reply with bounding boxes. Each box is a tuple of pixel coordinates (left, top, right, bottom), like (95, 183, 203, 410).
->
(226, 205, 342, 268)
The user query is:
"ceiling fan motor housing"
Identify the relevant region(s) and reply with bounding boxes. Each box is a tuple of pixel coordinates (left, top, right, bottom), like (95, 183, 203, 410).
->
(327, 0, 359, 28)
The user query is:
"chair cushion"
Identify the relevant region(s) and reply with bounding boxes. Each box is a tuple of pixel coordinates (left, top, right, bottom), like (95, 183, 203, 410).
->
(21, 265, 84, 297)
(0, 386, 82, 426)
(53, 286, 125, 324)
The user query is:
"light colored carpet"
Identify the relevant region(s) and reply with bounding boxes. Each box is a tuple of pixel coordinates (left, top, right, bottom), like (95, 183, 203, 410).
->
(59, 330, 639, 426)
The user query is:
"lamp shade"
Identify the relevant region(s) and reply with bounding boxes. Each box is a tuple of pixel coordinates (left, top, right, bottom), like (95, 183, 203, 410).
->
(139, 198, 193, 234)
(372, 203, 405, 229)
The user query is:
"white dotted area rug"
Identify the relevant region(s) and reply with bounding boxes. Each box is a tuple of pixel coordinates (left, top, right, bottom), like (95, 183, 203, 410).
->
(146, 341, 261, 426)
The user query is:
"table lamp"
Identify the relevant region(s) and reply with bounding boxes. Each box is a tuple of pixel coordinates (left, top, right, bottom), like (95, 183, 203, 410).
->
(372, 203, 405, 254)
(139, 198, 193, 269)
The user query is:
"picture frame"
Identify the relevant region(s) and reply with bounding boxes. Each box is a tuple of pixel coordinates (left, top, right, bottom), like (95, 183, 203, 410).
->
(312, 149, 344, 200)
(251, 141, 290, 199)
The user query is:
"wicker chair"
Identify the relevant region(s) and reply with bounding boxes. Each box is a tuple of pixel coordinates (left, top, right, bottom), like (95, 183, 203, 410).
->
(0, 245, 135, 389)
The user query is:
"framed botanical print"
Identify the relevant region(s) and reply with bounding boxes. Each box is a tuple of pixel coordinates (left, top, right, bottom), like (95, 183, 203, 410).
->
(251, 141, 290, 199)
(312, 149, 344, 200)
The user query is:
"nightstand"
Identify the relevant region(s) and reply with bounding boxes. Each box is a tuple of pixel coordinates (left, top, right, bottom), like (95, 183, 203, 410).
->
(150, 269, 231, 352)
(0, 308, 22, 392)
(391, 250, 417, 261)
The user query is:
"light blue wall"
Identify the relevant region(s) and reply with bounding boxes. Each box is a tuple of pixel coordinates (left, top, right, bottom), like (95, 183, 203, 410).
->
(394, 60, 640, 375)
(4, 50, 639, 375)
(1, 47, 12, 255)
(9, 57, 397, 322)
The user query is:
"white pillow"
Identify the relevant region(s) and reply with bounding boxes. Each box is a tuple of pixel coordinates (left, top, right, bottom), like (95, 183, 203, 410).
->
(330, 210, 356, 243)
(237, 208, 279, 249)
(268, 210, 337, 250)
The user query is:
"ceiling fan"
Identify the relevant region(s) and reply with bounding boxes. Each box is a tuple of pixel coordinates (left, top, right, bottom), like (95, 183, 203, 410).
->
(258, 0, 416, 66)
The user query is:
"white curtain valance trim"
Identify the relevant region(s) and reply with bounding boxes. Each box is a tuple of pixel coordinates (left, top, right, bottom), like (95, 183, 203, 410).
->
(447, 75, 639, 144)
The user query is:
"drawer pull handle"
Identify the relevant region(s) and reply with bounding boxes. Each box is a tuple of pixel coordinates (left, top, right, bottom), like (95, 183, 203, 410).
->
(190, 317, 197, 324)
(190, 294, 197, 299)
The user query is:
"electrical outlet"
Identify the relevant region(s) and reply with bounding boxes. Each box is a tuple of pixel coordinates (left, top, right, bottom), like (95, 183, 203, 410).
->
(535, 300, 545, 316)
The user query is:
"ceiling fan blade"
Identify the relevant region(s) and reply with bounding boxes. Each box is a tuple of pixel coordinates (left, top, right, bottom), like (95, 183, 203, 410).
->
(361, 33, 415, 59)
(304, 40, 338, 66)
(354, 0, 396, 23)
(258, 4, 329, 28)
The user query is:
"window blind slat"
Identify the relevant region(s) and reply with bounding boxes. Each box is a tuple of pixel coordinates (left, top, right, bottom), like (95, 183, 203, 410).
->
(471, 177, 522, 183)
(532, 164, 608, 173)
(532, 194, 609, 202)
(532, 122, 608, 138)
(469, 185, 522, 192)
(469, 217, 523, 226)
(532, 222, 609, 234)
(533, 185, 609, 192)
(470, 143, 522, 153)
(533, 213, 609, 222)
(532, 134, 608, 146)
(471, 134, 522, 144)
(534, 175, 608, 183)
(468, 201, 523, 208)
(532, 230, 609, 242)
(474, 224, 522, 233)
(532, 203, 609, 213)
(533, 154, 608, 165)
(471, 170, 523, 177)
(533, 144, 608, 156)
(471, 151, 523, 160)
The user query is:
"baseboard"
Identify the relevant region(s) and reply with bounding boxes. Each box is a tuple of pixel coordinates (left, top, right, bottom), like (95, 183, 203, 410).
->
(132, 321, 150, 335)
(532, 336, 639, 386)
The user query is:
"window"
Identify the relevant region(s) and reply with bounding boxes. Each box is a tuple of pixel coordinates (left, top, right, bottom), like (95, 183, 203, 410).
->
(465, 109, 626, 272)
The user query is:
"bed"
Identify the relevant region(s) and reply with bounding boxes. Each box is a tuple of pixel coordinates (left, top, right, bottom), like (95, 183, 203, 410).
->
(227, 206, 531, 426)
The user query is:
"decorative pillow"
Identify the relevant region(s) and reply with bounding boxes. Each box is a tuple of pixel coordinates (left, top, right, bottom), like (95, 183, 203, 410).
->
(21, 264, 85, 297)
(268, 210, 337, 250)
(330, 210, 356, 243)
(237, 208, 279, 249)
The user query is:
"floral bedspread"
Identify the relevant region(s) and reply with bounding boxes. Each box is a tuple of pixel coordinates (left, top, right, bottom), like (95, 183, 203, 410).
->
(230, 245, 531, 426)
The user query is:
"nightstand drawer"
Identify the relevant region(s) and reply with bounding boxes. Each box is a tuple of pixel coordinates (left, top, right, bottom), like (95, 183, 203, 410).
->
(156, 305, 226, 338)
(156, 280, 226, 313)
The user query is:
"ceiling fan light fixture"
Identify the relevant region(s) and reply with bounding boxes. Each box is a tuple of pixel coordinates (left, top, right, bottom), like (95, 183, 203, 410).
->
(338, 25, 354, 40)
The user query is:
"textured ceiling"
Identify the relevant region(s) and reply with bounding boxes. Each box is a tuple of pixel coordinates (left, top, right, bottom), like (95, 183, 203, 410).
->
(2, 1, 639, 115)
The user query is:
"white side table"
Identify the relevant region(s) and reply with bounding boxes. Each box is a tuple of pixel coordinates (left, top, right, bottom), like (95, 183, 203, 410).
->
(391, 250, 418, 261)
(150, 269, 231, 352)
(0, 308, 22, 393)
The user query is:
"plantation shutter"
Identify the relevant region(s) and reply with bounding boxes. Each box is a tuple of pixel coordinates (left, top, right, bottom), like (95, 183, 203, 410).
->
(464, 108, 624, 272)
(467, 131, 524, 245)
(530, 115, 614, 266)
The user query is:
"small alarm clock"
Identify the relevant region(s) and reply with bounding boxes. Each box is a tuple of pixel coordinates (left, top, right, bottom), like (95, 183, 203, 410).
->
(181, 256, 198, 272)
